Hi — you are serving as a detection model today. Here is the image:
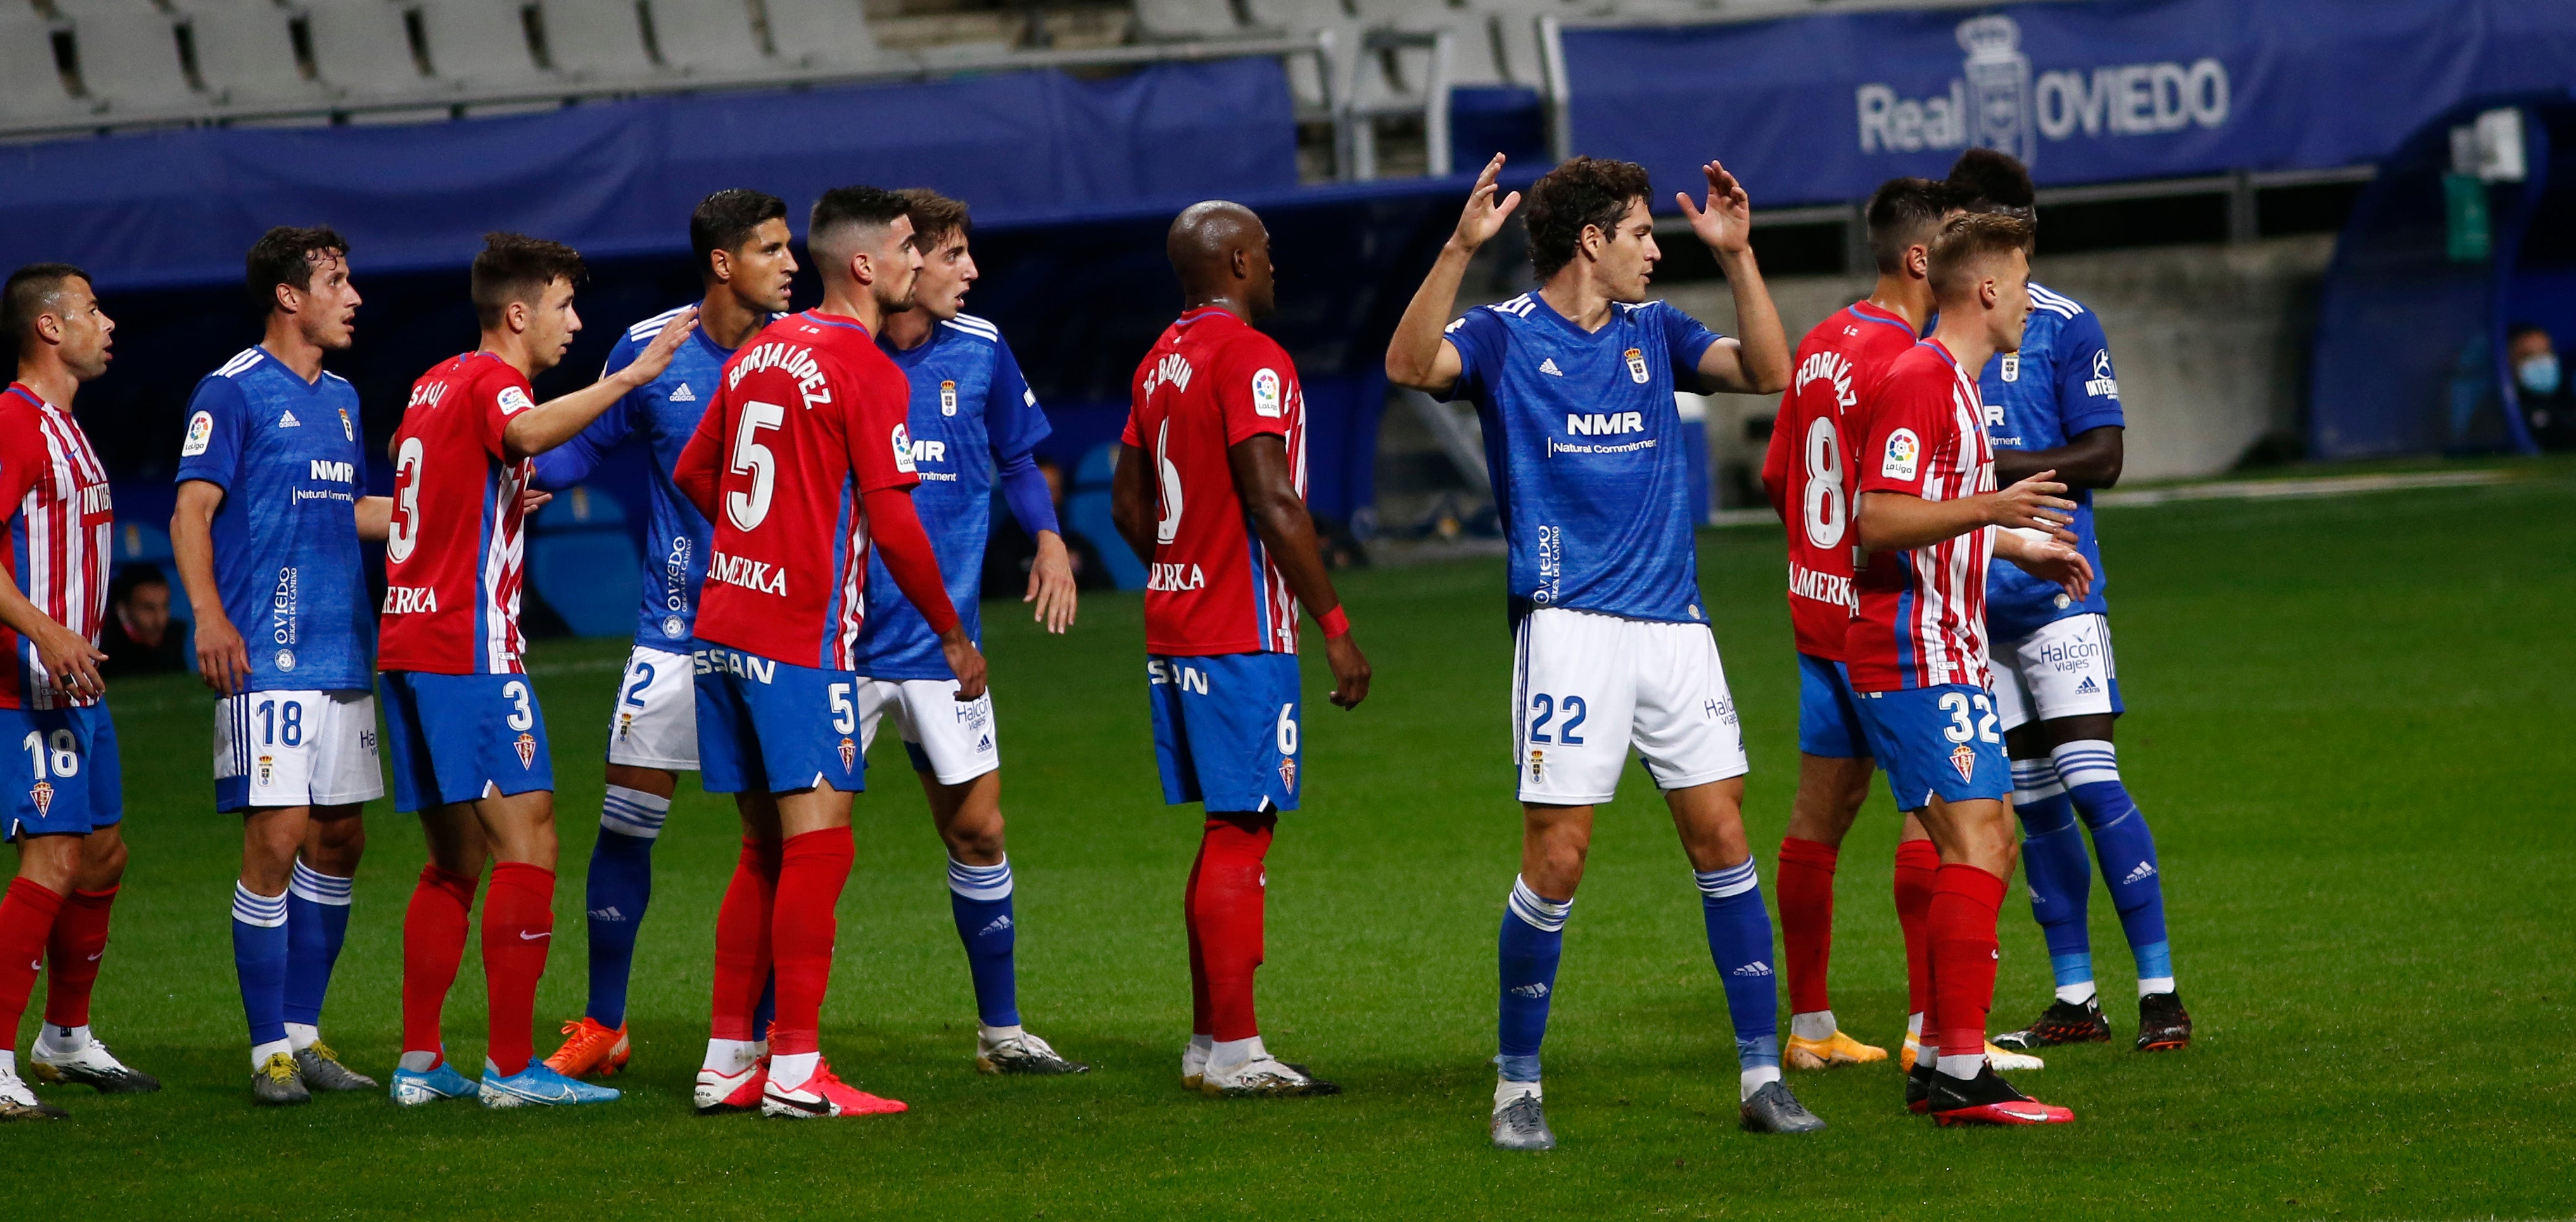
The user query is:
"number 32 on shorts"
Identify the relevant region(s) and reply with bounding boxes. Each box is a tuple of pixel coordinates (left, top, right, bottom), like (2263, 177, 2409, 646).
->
(1939, 691, 2001, 744)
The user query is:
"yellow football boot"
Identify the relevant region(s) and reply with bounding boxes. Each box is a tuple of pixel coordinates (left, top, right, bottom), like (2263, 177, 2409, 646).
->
(1786, 1030, 1888, 1069)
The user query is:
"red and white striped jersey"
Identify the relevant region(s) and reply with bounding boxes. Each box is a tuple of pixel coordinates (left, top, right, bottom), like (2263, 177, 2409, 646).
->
(378, 352, 535, 675)
(1848, 339, 1996, 692)
(0, 383, 112, 710)
(1121, 308, 1306, 658)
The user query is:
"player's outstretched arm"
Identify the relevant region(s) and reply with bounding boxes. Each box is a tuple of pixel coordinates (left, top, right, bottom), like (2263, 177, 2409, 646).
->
(1679, 161, 1791, 396)
(172, 478, 249, 694)
(501, 306, 697, 462)
(1386, 153, 1521, 395)
(1995, 424, 2123, 490)
(863, 486, 987, 702)
(1857, 471, 2076, 553)
(1228, 435, 1369, 710)
(1108, 443, 1156, 564)
(1995, 528, 2095, 601)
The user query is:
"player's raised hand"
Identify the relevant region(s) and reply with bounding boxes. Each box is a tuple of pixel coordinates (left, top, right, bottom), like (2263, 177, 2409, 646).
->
(1451, 154, 1523, 253)
(940, 627, 989, 702)
(1677, 160, 1753, 257)
(1987, 469, 2078, 542)
(619, 305, 700, 386)
(193, 611, 250, 696)
(1024, 530, 1078, 633)
(1323, 632, 1370, 710)
(2007, 537, 2095, 602)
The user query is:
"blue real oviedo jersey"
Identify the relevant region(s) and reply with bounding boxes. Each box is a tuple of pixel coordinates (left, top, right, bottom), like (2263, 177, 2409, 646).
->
(1977, 280, 2123, 642)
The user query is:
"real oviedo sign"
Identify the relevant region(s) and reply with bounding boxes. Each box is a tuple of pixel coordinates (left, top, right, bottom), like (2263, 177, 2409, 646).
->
(1855, 15, 2228, 166)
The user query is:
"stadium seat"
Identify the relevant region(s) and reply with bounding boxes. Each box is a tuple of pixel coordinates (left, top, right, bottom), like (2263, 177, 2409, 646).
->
(1239, 0, 1356, 110)
(759, 0, 915, 73)
(301, 0, 443, 106)
(1066, 443, 1146, 591)
(644, 0, 773, 76)
(536, 0, 664, 82)
(0, 8, 98, 129)
(526, 484, 642, 639)
(413, 0, 555, 93)
(56, 0, 201, 116)
(181, 0, 333, 111)
(1131, 0, 1247, 40)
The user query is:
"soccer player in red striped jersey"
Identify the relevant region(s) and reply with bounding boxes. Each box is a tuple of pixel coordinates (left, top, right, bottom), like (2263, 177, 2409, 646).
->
(1110, 201, 1369, 1097)
(673, 185, 982, 1119)
(379, 234, 696, 1109)
(1846, 213, 2090, 1125)
(0, 264, 160, 1119)
(1759, 177, 1953, 1073)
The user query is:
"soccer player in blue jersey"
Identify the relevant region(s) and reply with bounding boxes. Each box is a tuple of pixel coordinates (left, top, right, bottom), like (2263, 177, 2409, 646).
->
(531, 189, 799, 1079)
(1388, 154, 1815, 1147)
(1944, 150, 2191, 1054)
(172, 228, 393, 1104)
(857, 189, 1086, 1075)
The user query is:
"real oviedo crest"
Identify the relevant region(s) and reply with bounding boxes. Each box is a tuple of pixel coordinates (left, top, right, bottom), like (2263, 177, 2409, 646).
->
(939, 379, 958, 417)
(1623, 348, 1649, 384)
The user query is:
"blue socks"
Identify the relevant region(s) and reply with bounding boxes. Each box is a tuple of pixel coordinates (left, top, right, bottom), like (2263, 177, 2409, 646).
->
(2012, 757, 2099, 1000)
(232, 883, 290, 1065)
(2053, 740, 2174, 993)
(948, 856, 1020, 1029)
(1695, 860, 1780, 1098)
(584, 785, 669, 1029)
(283, 861, 353, 1034)
(1495, 875, 1568, 1083)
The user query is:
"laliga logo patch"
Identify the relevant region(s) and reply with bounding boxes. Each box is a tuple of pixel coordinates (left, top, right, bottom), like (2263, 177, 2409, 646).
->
(1623, 347, 1649, 384)
(838, 737, 858, 770)
(514, 732, 536, 769)
(891, 424, 917, 473)
(939, 379, 958, 417)
(1278, 755, 1297, 792)
(497, 386, 535, 416)
(1949, 742, 1978, 782)
(1251, 368, 1283, 419)
(339, 408, 355, 441)
(255, 754, 276, 786)
(182, 411, 214, 457)
(2000, 354, 2020, 383)
(29, 780, 51, 816)
(1882, 428, 1922, 481)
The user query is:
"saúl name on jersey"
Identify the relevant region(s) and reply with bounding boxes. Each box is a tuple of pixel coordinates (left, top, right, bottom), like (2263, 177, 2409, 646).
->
(693, 646, 778, 684)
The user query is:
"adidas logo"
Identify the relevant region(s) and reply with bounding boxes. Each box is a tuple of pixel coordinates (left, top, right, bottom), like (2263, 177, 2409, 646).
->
(1730, 961, 1773, 977)
(1537, 359, 1564, 377)
(2123, 861, 2157, 884)
(277, 410, 301, 428)
(978, 915, 1013, 937)
(976, 735, 993, 753)
(669, 383, 697, 402)
(2076, 677, 2100, 694)
(1507, 983, 1550, 998)
(588, 906, 626, 922)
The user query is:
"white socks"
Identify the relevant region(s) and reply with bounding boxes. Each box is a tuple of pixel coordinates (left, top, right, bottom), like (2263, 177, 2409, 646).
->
(1208, 1035, 1266, 1078)
(599, 785, 671, 839)
(1494, 1078, 1540, 1108)
(398, 1050, 440, 1072)
(980, 1023, 1025, 1045)
(1739, 1064, 1781, 1100)
(770, 1051, 820, 1091)
(252, 1039, 293, 1069)
(703, 1038, 761, 1075)
(33, 1023, 91, 1057)
(1788, 1010, 1837, 1043)
(284, 1021, 320, 1052)
(2140, 975, 2176, 997)
(1936, 1053, 1984, 1081)
(2057, 981, 2099, 1005)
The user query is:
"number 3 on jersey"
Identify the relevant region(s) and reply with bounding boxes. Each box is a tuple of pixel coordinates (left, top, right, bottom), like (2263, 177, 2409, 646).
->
(387, 436, 425, 562)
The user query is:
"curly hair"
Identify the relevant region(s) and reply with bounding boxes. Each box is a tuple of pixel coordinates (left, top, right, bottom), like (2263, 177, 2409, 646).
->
(1946, 148, 2036, 219)
(245, 226, 350, 311)
(1526, 156, 1652, 281)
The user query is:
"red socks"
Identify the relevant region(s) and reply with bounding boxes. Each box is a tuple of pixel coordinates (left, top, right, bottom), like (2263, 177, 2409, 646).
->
(768, 827, 854, 1059)
(481, 863, 556, 1076)
(1775, 837, 1838, 1015)
(1187, 815, 1273, 1043)
(0, 878, 65, 1049)
(1892, 839, 1939, 1020)
(1183, 836, 1212, 1036)
(1929, 862, 2008, 1064)
(711, 836, 781, 1041)
(402, 864, 479, 1062)
(41, 885, 114, 1030)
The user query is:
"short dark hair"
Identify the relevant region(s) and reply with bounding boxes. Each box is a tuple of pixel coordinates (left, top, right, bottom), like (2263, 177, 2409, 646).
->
(469, 232, 587, 330)
(245, 226, 350, 312)
(1526, 156, 1653, 281)
(1864, 177, 1957, 276)
(1946, 148, 2036, 220)
(1928, 212, 2036, 301)
(808, 185, 911, 278)
(110, 563, 167, 606)
(3, 263, 91, 347)
(2506, 322, 2552, 344)
(688, 189, 788, 279)
(898, 188, 972, 250)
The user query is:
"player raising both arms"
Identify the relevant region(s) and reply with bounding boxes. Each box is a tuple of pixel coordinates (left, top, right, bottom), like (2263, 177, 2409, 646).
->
(856, 188, 1086, 1076)
(379, 234, 695, 1109)
(0, 264, 156, 1121)
(1110, 200, 1368, 1099)
(531, 189, 799, 1081)
(1848, 212, 2089, 1126)
(1388, 154, 1812, 1149)
(677, 185, 980, 1119)
(173, 227, 391, 1104)
(1943, 150, 2191, 1055)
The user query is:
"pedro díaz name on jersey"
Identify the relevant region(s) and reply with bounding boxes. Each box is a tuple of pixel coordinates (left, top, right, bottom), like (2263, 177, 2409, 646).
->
(1442, 293, 1724, 622)
(1980, 281, 2121, 642)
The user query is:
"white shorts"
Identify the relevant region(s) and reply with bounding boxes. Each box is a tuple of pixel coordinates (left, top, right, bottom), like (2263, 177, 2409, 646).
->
(1512, 608, 1749, 805)
(213, 689, 385, 812)
(607, 646, 699, 770)
(856, 678, 999, 787)
(1991, 613, 2124, 732)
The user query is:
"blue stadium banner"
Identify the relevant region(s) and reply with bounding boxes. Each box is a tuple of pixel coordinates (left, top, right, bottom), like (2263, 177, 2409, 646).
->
(1559, 0, 2576, 207)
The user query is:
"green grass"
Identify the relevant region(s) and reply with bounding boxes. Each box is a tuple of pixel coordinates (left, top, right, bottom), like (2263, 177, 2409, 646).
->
(24, 468, 2576, 1219)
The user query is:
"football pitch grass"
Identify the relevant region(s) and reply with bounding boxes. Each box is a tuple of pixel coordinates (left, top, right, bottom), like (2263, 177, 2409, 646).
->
(25, 464, 2576, 1219)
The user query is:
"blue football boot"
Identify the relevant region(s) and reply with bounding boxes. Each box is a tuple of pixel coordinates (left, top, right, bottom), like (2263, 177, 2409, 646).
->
(390, 1057, 479, 1107)
(479, 1059, 622, 1108)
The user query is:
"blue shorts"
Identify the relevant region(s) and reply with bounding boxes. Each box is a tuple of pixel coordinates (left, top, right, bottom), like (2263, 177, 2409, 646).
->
(1148, 652, 1300, 813)
(1852, 683, 2010, 811)
(1796, 653, 1872, 760)
(694, 645, 866, 796)
(0, 703, 122, 839)
(379, 671, 555, 812)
